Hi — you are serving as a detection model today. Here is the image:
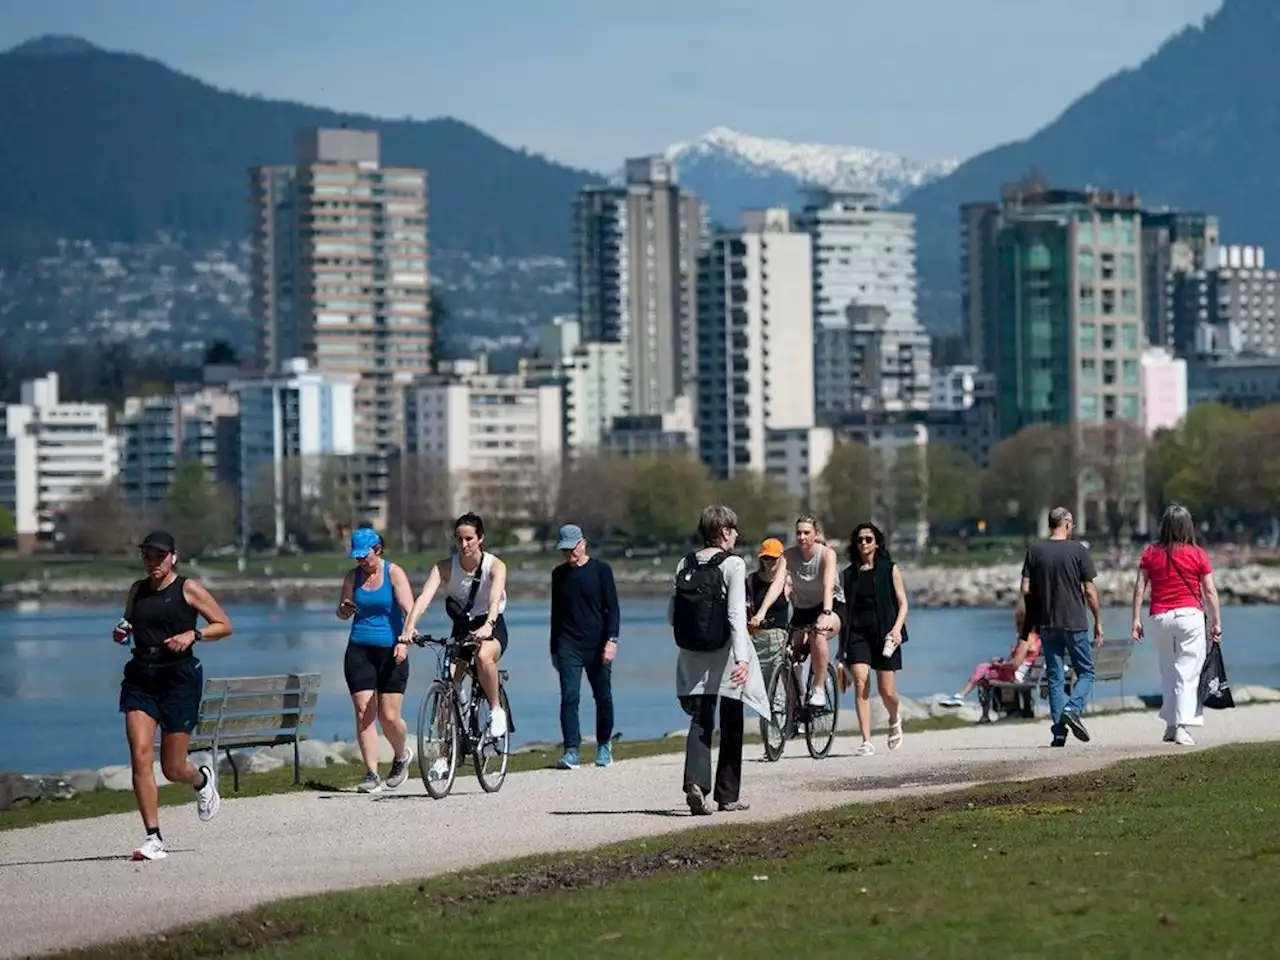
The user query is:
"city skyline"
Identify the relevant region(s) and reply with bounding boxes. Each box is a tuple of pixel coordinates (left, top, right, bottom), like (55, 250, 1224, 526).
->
(0, 0, 1222, 171)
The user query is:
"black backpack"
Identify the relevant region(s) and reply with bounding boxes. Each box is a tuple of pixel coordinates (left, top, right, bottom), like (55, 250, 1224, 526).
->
(672, 550, 731, 652)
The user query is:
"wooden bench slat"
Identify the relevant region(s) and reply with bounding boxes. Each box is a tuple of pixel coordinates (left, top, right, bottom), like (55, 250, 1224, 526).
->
(195, 712, 316, 737)
(202, 674, 321, 695)
(198, 692, 319, 715)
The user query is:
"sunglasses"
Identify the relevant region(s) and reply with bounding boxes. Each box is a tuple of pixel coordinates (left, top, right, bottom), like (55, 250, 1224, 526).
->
(856, 536, 876, 545)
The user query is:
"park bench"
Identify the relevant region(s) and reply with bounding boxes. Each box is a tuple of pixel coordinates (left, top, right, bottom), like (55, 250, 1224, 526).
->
(1055, 637, 1136, 706)
(977, 660, 1047, 723)
(185, 673, 322, 792)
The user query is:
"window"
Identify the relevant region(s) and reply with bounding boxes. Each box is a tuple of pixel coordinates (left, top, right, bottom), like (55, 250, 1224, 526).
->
(1077, 219, 1094, 244)
(1120, 217, 1136, 245)
(1102, 289, 1116, 315)
(1079, 322, 1097, 350)
(1121, 288, 1138, 315)
(1121, 394, 1140, 421)
(1103, 359, 1117, 385)
(1121, 253, 1137, 280)
(1077, 250, 1094, 278)
(1122, 323, 1140, 351)
(1101, 253, 1115, 281)
(1026, 243, 1051, 270)
(1079, 393, 1098, 421)
(1102, 324, 1116, 350)
(1079, 285, 1096, 315)
(1103, 394, 1118, 420)
(1099, 218, 1115, 246)
(1123, 359, 1140, 387)
(1080, 358, 1097, 386)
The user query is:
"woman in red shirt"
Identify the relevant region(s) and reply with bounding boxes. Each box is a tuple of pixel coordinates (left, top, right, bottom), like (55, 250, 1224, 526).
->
(1130, 504, 1223, 745)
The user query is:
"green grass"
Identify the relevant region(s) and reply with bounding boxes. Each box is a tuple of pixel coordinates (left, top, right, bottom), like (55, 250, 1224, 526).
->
(49, 742, 1280, 959)
(0, 716, 969, 832)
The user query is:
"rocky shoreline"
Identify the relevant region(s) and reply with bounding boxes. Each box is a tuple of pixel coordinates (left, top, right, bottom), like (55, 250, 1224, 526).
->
(4, 687, 1279, 813)
(6, 561, 1280, 607)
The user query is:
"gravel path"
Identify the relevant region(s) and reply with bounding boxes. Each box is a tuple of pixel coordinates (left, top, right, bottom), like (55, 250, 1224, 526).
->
(4, 704, 1278, 959)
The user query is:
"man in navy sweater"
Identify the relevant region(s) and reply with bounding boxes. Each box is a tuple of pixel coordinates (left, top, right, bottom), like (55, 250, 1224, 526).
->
(550, 523, 620, 769)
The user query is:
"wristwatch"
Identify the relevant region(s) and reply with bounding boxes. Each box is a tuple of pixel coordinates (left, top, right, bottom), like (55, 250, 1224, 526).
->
(193, 629, 204, 644)
(821, 608, 834, 617)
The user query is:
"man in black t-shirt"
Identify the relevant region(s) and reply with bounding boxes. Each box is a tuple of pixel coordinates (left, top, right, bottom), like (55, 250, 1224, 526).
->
(1021, 507, 1104, 747)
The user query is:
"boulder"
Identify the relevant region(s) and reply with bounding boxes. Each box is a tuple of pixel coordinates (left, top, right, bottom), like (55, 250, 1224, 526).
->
(1233, 685, 1280, 704)
(97, 761, 170, 792)
(61, 770, 103, 794)
(23, 775, 75, 802)
(0, 772, 42, 811)
(338, 736, 394, 765)
(285, 739, 348, 769)
(237, 750, 285, 775)
(1085, 695, 1147, 715)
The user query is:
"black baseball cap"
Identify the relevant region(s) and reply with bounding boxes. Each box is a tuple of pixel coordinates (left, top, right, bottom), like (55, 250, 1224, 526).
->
(138, 531, 177, 553)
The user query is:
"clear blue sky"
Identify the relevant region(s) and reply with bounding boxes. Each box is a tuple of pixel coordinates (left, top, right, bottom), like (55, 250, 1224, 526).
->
(0, 0, 1222, 172)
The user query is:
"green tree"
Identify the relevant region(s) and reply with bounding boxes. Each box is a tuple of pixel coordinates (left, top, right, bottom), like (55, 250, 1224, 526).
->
(0, 504, 14, 543)
(624, 453, 712, 545)
(558, 454, 633, 542)
(816, 439, 878, 538)
(888, 442, 981, 533)
(714, 471, 795, 543)
(1146, 403, 1249, 536)
(162, 461, 236, 557)
(981, 424, 1075, 537)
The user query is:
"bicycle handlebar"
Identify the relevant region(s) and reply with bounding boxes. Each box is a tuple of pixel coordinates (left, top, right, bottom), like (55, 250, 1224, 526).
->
(409, 632, 477, 648)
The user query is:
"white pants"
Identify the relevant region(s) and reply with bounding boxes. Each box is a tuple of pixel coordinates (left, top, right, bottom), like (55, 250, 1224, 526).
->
(1152, 607, 1207, 728)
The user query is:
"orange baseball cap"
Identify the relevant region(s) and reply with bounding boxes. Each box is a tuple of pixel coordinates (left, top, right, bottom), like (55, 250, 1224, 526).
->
(758, 538, 784, 558)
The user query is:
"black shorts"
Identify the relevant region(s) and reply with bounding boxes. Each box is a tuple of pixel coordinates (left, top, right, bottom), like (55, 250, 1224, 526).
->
(344, 642, 410, 695)
(790, 601, 847, 632)
(843, 630, 903, 672)
(450, 614, 509, 655)
(120, 656, 204, 735)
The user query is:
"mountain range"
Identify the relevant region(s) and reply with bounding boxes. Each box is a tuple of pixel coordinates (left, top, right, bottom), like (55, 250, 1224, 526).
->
(657, 126, 957, 224)
(2, 0, 1279, 338)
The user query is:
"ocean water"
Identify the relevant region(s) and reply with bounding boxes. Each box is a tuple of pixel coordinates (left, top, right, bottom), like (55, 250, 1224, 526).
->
(2, 598, 1275, 774)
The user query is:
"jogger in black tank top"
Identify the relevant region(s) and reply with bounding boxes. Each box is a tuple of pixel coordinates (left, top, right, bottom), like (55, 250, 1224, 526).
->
(115, 530, 234, 861)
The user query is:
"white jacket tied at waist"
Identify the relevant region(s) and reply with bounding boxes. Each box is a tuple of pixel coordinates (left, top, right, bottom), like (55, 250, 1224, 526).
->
(671, 549, 770, 718)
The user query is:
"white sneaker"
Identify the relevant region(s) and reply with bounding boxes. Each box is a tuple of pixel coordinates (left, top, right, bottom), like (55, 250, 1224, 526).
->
(489, 705, 508, 739)
(808, 686, 828, 708)
(132, 835, 167, 861)
(196, 765, 220, 822)
(1162, 725, 1177, 742)
(940, 695, 965, 708)
(428, 758, 450, 781)
(856, 741, 876, 757)
(1174, 727, 1195, 746)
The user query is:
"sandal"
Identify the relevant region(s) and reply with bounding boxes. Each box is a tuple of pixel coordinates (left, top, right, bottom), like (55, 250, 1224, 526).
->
(887, 717, 904, 751)
(717, 801, 750, 812)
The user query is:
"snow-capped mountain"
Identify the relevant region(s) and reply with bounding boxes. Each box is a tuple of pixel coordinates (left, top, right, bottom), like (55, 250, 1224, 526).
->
(652, 126, 960, 224)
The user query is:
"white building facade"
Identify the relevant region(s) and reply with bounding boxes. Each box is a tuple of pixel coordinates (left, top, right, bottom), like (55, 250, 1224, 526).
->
(695, 208, 815, 477)
(404, 372, 563, 517)
(520, 318, 629, 456)
(0, 372, 119, 550)
(231, 359, 357, 548)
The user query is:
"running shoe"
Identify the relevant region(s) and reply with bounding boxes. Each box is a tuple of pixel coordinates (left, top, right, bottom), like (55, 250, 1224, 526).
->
(595, 744, 613, 768)
(133, 835, 167, 861)
(356, 771, 384, 793)
(196, 765, 220, 822)
(557, 749, 581, 770)
(489, 705, 508, 739)
(385, 746, 414, 789)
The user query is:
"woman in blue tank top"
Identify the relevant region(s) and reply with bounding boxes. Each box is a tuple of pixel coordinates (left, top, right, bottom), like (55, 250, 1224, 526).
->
(336, 526, 416, 793)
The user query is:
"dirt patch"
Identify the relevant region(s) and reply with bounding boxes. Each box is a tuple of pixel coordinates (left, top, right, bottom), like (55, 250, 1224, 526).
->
(814, 760, 1029, 794)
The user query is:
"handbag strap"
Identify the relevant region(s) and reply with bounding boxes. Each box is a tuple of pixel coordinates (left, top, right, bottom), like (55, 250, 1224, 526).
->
(458, 551, 485, 617)
(1162, 545, 1202, 605)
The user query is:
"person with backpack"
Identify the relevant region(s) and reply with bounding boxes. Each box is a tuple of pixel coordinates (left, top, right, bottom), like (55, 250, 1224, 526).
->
(671, 505, 768, 816)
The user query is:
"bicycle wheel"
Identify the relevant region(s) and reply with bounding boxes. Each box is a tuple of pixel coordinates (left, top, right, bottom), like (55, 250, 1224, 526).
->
(473, 686, 511, 793)
(417, 680, 459, 799)
(804, 663, 840, 759)
(760, 667, 793, 762)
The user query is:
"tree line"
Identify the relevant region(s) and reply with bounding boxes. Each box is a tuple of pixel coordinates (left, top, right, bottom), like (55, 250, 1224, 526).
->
(43, 400, 1280, 557)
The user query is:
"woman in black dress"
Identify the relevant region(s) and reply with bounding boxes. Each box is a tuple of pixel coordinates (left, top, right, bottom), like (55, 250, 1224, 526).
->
(840, 523, 908, 757)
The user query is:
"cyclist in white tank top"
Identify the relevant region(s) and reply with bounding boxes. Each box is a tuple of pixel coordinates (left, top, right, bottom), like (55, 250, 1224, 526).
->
(748, 516, 843, 708)
(401, 512, 510, 738)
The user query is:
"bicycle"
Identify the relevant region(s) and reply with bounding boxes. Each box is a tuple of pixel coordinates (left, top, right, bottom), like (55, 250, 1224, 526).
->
(411, 632, 514, 799)
(759, 626, 839, 761)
